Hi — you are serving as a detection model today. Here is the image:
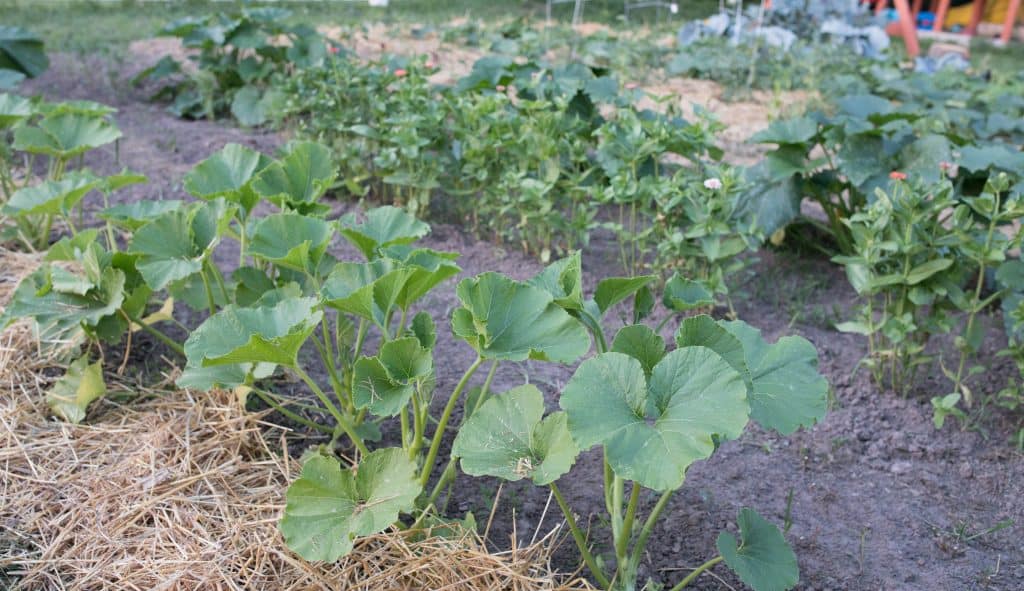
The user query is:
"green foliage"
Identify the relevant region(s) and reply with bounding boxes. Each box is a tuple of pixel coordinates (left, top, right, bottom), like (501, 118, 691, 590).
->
(717, 508, 800, 591)
(834, 174, 1024, 406)
(0, 96, 125, 250)
(45, 354, 106, 424)
(0, 26, 48, 89)
(279, 449, 421, 562)
(135, 5, 326, 126)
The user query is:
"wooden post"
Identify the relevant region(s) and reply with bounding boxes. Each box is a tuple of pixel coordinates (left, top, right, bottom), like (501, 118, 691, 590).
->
(1002, 0, 1021, 43)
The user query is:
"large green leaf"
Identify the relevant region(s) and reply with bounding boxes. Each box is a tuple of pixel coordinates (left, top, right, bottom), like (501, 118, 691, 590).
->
(13, 113, 121, 159)
(353, 337, 432, 417)
(452, 273, 591, 363)
(453, 384, 577, 486)
(183, 143, 270, 214)
(280, 449, 421, 561)
(339, 206, 430, 260)
(560, 349, 747, 491)
(247, 212, 333, 273)
(528, 252, 584, 311)
(252, 141, 336, 212)
(45, 355, 106, 424)
(0, 92, 32, 127)
(3, 170, 101, 216)
(717, 508, 799, 591)
(322, 259, 414, 326)
(0, 26, 49, 78)
(129, 199, 235, 290)
(719, 320, 827, 435)
(183, 297, 322, 368)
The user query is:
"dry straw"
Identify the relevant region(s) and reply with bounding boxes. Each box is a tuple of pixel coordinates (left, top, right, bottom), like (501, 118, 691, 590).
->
(0, 249, 591, 591)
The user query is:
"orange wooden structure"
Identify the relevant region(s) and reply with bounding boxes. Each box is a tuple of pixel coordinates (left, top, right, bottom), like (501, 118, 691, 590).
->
(868, 0, 1021, 55)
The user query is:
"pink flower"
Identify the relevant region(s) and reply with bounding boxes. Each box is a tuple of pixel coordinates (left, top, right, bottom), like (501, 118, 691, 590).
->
(889, 171, 907, 180)
(425, 60, 436, 69)
(328, 45, 339, 55)
(496, 84, 506, 91)
(394, 68, 408, 78)
(703, 178, 723, 190)
(625, 82, 639, 90)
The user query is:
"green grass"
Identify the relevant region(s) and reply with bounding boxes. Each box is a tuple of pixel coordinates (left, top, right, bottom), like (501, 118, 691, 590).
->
(4, 0, 723, 57)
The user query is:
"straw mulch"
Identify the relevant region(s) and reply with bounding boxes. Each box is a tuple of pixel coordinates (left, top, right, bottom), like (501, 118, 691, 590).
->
(0, 247, 591, 591)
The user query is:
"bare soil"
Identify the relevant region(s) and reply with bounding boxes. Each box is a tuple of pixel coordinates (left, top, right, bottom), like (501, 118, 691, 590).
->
(14, 51, 1024, 591)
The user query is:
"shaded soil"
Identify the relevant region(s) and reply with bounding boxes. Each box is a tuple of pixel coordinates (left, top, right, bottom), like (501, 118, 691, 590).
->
(14, 51, 1024, 591)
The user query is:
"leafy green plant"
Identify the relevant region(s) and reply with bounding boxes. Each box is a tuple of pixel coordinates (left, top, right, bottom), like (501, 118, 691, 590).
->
(451, 255, 829, 591)
(0, 96, 124, 250)
(835, 174, 1024, 405)
(0, 26, 49, 89)
(136, 6, 326, 125)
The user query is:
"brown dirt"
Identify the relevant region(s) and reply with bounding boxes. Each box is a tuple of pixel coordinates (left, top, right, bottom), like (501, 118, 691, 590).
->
(7, 49, 1023, 591)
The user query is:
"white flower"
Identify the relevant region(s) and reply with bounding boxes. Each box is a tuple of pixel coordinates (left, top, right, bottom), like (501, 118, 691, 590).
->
(703, 178, 723, 190)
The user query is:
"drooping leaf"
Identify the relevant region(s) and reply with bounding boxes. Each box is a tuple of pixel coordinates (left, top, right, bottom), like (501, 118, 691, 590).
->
(46, 355, 106, 424)
(247, 212, 334, 273)
(560, 349, 747, 491)
(183, 297, 322, 368)
(230, 85, 269, 126)
(339, 206, 430, 260)
(410, 311, 436, 349)
(279, 449, 421, 562)
(750, 117, 818, 145)
(717, 508, 799, 591)
(452, 273, 591, 363)
(453, 384, 577, 485)
(0, 263, 126, 352)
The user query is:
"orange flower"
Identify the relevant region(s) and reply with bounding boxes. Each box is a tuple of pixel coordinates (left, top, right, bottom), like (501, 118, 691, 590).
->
(889, 171, 907, 180)
(328, 45, 339, 55)
(394, 68, 408, 77)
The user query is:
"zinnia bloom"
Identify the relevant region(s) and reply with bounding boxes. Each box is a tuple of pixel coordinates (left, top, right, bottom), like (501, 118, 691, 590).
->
(889, 171, 907, 180)
(704, 178, 723, 190)
(394, 68, 408, 77)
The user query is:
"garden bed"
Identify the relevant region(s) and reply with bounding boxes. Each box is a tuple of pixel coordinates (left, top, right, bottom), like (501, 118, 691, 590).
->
(1, 43, 1022, 591)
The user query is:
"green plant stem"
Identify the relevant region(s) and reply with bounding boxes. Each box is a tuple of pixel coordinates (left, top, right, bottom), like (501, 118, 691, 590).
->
(418, 355, 484, 487)
(409, 393, 425, 459)
(550, 482, 611, 589)
(629, 490, 674, 569)
(199, 266, 218, 316)
(610, 475, 624, 549)
(124, 311, 185, 356)
(616, 482, 641, 560)
(670, 556, 723, 590)
(293, 365, 368, 456)
(251, 388, 334, 434)
(205, 258, 231, 303)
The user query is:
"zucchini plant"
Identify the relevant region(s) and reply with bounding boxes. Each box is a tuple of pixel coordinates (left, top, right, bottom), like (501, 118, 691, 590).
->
(1, 96, 124, 250)
(451, 255, 830, 591)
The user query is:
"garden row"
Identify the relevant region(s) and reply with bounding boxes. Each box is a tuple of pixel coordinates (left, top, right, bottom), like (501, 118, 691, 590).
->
(0, 84, 829, 590)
